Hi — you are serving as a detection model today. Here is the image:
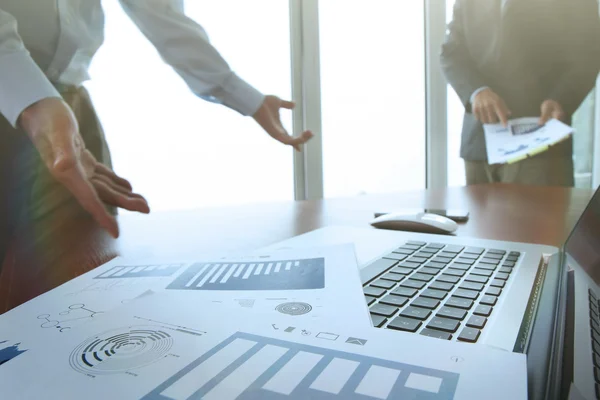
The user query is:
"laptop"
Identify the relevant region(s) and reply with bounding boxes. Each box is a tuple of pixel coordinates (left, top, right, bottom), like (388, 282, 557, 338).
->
(260, 185, 600, 400)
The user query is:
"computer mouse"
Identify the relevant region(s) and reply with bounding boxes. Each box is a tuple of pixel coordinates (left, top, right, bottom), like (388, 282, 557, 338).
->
(370, 212, 458, 234)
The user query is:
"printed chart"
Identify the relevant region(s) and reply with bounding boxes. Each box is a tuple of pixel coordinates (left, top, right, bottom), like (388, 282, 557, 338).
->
(0, 340, 27, 366)
(95, 265, 183, 280)
(143, 332, 459, 400)
(167, 259, 325, 291)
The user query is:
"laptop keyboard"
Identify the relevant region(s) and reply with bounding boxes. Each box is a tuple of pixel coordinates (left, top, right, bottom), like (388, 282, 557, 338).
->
(362, 241, 521, 342)
(587, 289, 600, 399)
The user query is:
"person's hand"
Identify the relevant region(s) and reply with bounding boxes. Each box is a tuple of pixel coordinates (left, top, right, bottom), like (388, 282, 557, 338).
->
(252, 95, 313, 151)
(539, 100, 565, 125)
(472, 88, 511, 126)
(18, 98, 150, 238)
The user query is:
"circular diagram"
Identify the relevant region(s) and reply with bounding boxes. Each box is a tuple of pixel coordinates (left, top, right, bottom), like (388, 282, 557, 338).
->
(275, 302, 313, 316)
(69, 326, 173, 375)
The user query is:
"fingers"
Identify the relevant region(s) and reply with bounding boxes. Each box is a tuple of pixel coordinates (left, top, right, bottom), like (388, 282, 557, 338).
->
(552, 108, 565, 121)
(92, 178, 150, 214)
(279, 100, 295, 110)
(53, 164, 120, 238)
(539, 106, 552, 125)
(95, 163, 133, 190)
(273, 130, 314, 152)
(93, 173, 148, 202)
(493, 102, 510, 127)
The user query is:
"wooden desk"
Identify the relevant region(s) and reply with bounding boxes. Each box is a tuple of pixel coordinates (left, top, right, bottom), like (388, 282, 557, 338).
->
(0, 183, 593, 313)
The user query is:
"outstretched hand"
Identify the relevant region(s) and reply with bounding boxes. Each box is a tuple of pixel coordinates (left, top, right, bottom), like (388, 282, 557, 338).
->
(539, 100, 565, 125)
(19, 98, 150, 238)
(252, 95, 313, 151)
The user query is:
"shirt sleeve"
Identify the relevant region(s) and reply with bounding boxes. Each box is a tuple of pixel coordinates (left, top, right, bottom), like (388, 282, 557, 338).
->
(0, 8, 61, 128)
(469, 86, 489, 106)
(119, 0, 265, 117)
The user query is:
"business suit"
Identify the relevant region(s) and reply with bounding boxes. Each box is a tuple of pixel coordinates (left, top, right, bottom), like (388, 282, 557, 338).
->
(441, 0, 600, 185)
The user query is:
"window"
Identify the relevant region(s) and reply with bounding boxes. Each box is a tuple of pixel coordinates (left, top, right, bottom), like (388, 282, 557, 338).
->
(86, 0, 294, 211)
(319, 1, 426, 197)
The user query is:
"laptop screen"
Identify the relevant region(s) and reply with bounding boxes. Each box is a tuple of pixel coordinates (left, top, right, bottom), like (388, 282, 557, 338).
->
(564, 187, 600, 284)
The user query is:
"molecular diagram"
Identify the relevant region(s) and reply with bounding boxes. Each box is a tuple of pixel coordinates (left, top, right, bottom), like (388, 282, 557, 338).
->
(37, 304, 103, 333)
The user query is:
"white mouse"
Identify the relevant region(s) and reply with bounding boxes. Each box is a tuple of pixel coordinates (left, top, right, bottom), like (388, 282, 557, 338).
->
(370, 212, 458, 234)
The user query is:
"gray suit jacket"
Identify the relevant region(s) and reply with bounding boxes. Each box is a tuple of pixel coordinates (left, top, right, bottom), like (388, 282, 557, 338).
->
(441, 0, 600, 161)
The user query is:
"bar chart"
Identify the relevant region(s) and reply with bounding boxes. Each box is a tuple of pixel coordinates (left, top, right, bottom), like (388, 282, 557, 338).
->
(166, 259, 325, 291)
(94, 265, 183, 280)
(142, 332, 459, 399)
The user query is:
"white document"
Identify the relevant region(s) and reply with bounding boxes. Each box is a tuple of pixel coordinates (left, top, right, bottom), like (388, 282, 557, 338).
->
(0, 292, 528, 400)
(0, 244, 370, 344)
(484, 117, 573, 164)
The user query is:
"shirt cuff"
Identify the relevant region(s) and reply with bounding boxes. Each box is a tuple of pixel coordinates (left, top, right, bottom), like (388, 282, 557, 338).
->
(469, 86, 489, 106)
(219, 73, 265, 117)
(0, 51, 61, 128)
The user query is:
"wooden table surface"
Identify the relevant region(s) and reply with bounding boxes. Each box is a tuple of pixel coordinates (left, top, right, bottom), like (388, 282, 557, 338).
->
(0, 183, 593, 313)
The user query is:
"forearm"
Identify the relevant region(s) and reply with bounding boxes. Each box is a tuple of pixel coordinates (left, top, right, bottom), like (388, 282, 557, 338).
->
(0, 8, 60, 127)
(120, 0, 264, 116)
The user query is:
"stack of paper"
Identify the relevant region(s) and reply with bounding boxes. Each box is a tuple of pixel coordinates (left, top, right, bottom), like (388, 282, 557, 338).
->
(0, 244, 529, 399)
(484, 117, 573, 165)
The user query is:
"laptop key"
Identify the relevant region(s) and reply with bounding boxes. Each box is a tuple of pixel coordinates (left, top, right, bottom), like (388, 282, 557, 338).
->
(444, 269, 466, 277)
(363, 286, 386, 298)
(487, 249, 507, 255)
(420, 328, 452, 340)
(459, 282, 484, 291)
(480, 295, 498, 306)
(392, 287, 418, 298)
(380, 294, 409, 307)
(505, 257, 519, 263)
(370, 314, 388, 328)
(444, 245, 465, 253)
(425, 261, 448, 269)
(414, 252, 434, 259)
(508, 251, 521, 256)
(498, 266, 513, 274)
(457, 327, 481, 343)
(428, 243, 446, 249)
(471, 269, 493, 277)
(485, 286, 502, 296)
(381, 273, 405, 282)
(466, 315, 487, 329)
(411, 273, 433, 282)
(401, 280, 426, 290)
(365, 296, 377, 306)
(411, 297, 441, 310)
(394, 248, 415, 255)
(387, 316, 422, 332)
(495, 272, 510, 281)
(474, 304, 493, 317)
(445, 297, 474, 310)
(391, 266, 414, 275)
(453, 289, 479, 300)
(371, 279, 397, 289)
(490, 279, 505, 288)
(465, 274, 489, 284)
(483, 253, 503, 260)
(406, 241, 426, 246)
(430, 281, 455, 291)
(503, 261, 516, 267)
(594, 354, 600, 369)
(408, 256, 429, 264)
(455, 257, 475, 265)
(438, 251, 458, 259)
(438, 274, 461, 284)
(384, 253, 407, 261)
(398, 261, 423, 269)
(475, 263, 497, 271)
(594, 341, 600, 356)
(437, 306, 467, 320)
(370, 303, 399, 318)
(400, 306, 432, 320)
(419, 247, 438, 254)
(422, 289, 448, 300)
(449, 263, 471, 271)
(401, 244, 422, 250)
(464, 247, 485, 255)
(459, 253, 480, 260)
(427, 317, 460, 333)
(433, 256, 453, 264)
(418, 267, 442, 276)
(480, 258, 500, 265)
(595, 368, 600, 384)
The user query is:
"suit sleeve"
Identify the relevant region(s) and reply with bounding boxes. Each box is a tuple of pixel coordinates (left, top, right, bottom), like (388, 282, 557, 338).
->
(549, 0, 600, 116)
(119, 0, 264, 116)
(440, 0, 488, 113)
(0, 8, 61, 127)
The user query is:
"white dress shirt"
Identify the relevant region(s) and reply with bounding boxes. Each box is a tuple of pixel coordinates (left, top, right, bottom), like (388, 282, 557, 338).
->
(0, 0, 264, 127)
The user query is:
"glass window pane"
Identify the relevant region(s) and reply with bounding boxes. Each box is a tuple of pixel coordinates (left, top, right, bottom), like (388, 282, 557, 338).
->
(319, 1, 426, 197)
(445, 0, 466, 187)
(86, 0, 293, 212)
